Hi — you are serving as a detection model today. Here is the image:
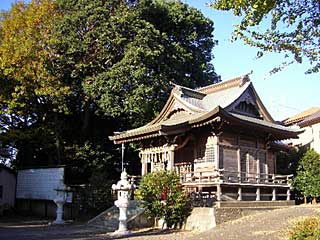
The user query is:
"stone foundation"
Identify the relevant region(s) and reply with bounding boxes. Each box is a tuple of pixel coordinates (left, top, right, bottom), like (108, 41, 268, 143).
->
(184, 207, 216, 231)
(184, 200, 295, 231)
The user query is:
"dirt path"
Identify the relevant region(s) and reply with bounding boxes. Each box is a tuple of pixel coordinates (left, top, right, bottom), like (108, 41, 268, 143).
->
(124, 205, 320, 240)
(0, 205, 319, 240)
(192, 205, 320, 240)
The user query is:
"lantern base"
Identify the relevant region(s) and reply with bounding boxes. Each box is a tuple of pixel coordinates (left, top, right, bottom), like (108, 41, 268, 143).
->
(52, 219, 65, 225)
(110, 230, 131, 237)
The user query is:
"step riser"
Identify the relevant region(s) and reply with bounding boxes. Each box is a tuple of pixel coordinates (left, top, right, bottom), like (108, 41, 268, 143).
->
(87, 200, 152, 230)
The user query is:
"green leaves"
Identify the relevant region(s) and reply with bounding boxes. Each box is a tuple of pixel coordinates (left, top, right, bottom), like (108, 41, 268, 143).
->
(135, 171, 191, 228)
(0, 0, 69, 115)
(211, 0, 320, 74)
(50, 0, 219, 126)
(293, 149, 320, 198)
(288, 217, 320, 240)
(0, 0, 219, 182)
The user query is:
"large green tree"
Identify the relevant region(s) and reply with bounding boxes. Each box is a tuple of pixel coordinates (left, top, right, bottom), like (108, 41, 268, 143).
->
(0, 0, 219, 182)
(50, 0, 219, 126)
(0, 0, 69, 167)
(210, 0, 319, 74)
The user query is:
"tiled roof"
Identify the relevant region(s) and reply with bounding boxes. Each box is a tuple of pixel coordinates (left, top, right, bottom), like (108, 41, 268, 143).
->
(283, 107, 320, 125)
(197, 75, 249, 94)
(299, 110, 320, 127)
(230, 113, 301, 135)
(111, 112, 205, 143)
(110, 75, 299, 143)
(202, 81, 250, 110)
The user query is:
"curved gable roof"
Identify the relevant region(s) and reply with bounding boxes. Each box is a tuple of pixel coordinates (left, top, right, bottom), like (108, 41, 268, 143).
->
(110, 75, 298, 143)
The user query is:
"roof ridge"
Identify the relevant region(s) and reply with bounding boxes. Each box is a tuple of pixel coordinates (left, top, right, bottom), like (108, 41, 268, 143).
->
(170, 82, 206, 97)
(198, 74, 250, 94)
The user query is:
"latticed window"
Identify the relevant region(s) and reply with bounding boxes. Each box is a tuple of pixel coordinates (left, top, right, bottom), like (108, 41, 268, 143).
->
(205, 145, 215, 162)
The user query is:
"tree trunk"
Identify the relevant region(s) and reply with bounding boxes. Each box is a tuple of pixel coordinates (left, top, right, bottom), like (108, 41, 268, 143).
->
(312, 197, 317, 204)
(55, 114, 61, 165)
(304, 196, 307, 205)
(81, 101, 90, 132)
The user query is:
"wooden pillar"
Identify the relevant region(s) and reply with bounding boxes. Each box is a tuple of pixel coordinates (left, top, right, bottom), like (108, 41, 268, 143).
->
(216, 184, 222, 201)
(256, 187, 261, 201)
(287, 189, 291, 201)
(256, 151, 260, 183)
(166, 145, 176, 171)
(140, 152, 148, 176)
(141, 161, 147, 176)
(237, 135, 241, 183)
(213, 135, 219, 169)
(272, 188, 276, 201)
(237, 148, 241, 182)
(237, 187, 242, 201)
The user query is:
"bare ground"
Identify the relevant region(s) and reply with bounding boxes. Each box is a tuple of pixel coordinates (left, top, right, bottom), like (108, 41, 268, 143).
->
(0, 205, 319, 240)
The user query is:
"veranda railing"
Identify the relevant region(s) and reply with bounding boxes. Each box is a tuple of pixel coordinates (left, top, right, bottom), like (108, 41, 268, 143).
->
(178, 169, 292, 186)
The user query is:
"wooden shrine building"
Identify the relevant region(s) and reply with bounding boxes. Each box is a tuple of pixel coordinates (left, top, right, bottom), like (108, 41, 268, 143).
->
(110, 76, 301, 202)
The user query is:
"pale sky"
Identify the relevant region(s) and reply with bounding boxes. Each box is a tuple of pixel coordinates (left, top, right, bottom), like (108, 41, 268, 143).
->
(185, 0, 320, 121)
(1, 0, 319, 121)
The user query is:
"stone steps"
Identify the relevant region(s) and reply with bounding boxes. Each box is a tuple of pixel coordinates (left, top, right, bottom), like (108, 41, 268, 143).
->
(87, 200, 152, 231)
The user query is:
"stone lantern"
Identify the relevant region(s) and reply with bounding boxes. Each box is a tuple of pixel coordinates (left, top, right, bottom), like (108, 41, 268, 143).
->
(111, 169, 134, 236)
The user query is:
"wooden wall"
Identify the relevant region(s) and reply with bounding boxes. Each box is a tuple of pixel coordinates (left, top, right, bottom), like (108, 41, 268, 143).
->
(172, 130, 276, 175)
(218, 132, 274, 175)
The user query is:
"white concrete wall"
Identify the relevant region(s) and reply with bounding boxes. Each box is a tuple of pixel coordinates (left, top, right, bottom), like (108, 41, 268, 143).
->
(311, 123, 320, 153)
(16, 167, 65, 200)
(0, 170, 16, 207)
(291, 122, 320, 154)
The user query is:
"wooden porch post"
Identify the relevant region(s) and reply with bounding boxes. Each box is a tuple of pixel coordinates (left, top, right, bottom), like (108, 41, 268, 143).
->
(216, 184, 222, 201)
(237, 148, 241, 182)
(256, 187, 261, 201)
(272, 188, 276, 201)
(237, 187, 242, 201)
(287, 189, 291, 201)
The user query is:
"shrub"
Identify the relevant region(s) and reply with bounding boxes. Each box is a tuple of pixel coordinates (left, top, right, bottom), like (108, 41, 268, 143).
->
(135, 170, 192, 228)
(293, 149, 320, 202)
(287, 217, 320, 240)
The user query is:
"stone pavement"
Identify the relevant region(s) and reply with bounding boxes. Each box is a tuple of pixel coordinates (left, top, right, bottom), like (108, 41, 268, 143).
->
(0, 205, 319, 240)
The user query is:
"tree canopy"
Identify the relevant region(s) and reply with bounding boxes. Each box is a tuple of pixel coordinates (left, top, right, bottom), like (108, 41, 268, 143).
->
(0, 0, 219, 181)
(50, 0, 219, 125)
(0, 0, 68, 167)
(210, 0, 320, 74)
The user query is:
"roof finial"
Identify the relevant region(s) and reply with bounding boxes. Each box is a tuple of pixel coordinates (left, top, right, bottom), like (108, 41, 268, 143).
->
(240, 71, 253, 86)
